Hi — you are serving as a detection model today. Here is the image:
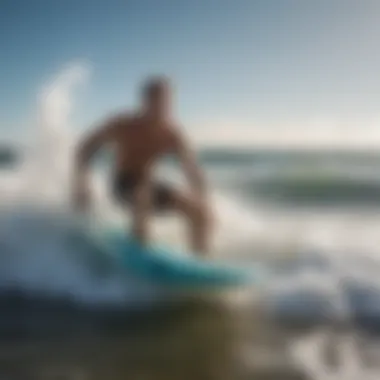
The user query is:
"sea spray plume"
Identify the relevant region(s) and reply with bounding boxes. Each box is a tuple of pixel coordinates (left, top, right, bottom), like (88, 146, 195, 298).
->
(38, 61, 91, 188)
(39, 61, 90, 133)
(23, 62, 91, 204)
(0, 62, 165, 305)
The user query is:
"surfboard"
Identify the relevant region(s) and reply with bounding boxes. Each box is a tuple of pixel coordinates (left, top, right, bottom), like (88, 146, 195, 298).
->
(95, 228, 265, 289)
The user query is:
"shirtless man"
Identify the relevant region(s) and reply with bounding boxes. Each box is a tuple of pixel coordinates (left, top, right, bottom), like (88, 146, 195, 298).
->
(72, 77, 212, 256)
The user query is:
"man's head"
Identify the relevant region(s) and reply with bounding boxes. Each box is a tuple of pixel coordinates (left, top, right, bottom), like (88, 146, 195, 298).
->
(141, 76, 172, 118)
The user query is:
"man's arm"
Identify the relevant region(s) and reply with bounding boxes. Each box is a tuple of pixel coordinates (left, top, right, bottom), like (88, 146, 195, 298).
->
(72, 115, 122, 210)
(75, 115, 121, 170)
(172, 129, 207, 198)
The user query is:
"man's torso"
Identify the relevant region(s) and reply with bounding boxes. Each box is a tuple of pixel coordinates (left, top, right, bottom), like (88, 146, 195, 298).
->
(111, 113, 176, 178)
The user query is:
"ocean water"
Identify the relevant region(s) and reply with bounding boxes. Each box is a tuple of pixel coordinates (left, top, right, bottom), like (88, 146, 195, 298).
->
(3, 130, 380, 378)
(3, 66, 380, 378)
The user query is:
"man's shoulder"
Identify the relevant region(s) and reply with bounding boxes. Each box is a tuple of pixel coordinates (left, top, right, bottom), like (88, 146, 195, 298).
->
(163, 121, 189, 150)
(100, 110, 139, 135)
(165, 118, 183, 133)
(162, 121, 179, 139)
(107, 110, 134, 125)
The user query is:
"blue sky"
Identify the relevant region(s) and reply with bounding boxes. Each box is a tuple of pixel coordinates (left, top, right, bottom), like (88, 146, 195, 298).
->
(1, 0, 380, 147)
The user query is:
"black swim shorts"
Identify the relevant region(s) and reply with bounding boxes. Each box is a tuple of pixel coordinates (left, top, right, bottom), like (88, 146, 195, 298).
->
(113, 172, 174, 211)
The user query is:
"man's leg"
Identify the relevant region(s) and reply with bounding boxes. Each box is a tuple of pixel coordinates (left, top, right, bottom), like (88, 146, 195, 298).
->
(130, 180, 213, 255)
(130, 178, 152, 245)
(113, 172, 151, 245)
(167, 190, 212, 256)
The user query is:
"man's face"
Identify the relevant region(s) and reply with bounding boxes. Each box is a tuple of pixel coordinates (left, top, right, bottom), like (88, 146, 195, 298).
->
(145, 84, 172, 117)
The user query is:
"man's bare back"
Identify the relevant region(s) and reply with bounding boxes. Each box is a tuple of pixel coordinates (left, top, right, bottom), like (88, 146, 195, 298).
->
(72, 77, 212, 255)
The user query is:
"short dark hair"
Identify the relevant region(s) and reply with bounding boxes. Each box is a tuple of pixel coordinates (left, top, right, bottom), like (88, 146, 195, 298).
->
(141, 76, 170, 99)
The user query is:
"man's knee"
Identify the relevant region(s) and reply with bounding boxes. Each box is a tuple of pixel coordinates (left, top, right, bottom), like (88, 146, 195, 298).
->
(190, 201, 213, 227)
(174, 193, 212, 225)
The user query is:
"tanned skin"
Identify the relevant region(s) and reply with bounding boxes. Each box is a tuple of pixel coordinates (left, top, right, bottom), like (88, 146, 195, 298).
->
(72, 77, 212, 256)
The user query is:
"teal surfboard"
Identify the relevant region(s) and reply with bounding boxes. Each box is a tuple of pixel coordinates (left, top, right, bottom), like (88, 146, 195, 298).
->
(96, 228, 265, 289)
